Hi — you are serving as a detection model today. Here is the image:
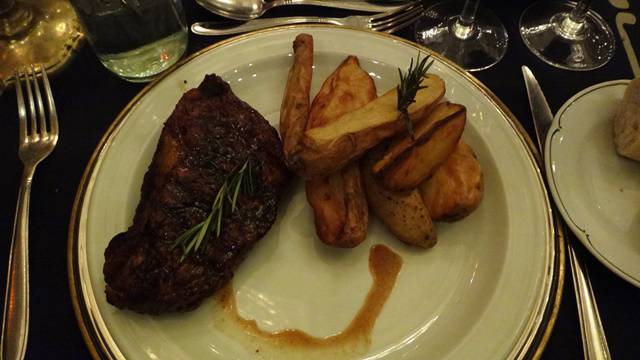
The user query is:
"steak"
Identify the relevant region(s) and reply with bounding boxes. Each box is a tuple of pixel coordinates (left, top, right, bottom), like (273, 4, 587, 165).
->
(103, 74, 289, 314)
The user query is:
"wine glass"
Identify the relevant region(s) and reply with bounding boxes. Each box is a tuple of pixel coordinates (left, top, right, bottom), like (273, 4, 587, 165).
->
(519, 0, 615, 70)
(413, 0, 508, 72)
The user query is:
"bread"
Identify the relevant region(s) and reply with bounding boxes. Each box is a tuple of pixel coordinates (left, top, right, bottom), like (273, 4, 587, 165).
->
(614, 78, 640, 161)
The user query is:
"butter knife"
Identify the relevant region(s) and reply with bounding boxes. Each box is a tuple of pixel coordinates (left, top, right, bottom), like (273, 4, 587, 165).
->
(522, 65, 611, 360)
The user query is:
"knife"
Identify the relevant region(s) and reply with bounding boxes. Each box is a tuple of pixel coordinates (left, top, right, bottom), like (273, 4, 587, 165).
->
(522, 66, 611, 360)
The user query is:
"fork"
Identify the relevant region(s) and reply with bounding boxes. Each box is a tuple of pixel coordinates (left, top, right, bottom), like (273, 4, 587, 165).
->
(191, 2, 425, 36)
(1, 65, 58, 360)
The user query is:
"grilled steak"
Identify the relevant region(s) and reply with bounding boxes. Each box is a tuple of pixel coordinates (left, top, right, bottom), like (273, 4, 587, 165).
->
(103, 74, 289, 314)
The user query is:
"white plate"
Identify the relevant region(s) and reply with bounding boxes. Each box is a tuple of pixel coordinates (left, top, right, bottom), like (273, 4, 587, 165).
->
(69, 26, 560, 360)
(546, 80, 640, 287)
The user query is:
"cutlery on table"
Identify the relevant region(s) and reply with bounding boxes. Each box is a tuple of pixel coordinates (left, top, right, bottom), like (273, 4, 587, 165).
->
(195, 0, 412, 21)
(1, 65, 58, 360)
(522, 66, 611, 360)
(192, 2, 424, 36)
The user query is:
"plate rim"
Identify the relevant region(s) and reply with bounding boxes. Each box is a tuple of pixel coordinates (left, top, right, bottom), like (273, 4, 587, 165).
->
(67, 25, 564, 360)
(545, 79, 639, 287)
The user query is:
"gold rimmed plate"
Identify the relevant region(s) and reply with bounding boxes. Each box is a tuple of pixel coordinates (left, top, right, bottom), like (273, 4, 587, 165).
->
(68, 26, 563, 360)
(546, 80, 640, 287)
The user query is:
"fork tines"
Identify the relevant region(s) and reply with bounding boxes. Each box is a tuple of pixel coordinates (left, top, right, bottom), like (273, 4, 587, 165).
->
(371, 2, 423, 33)
(371, 2, 425, 33)
(14, 65, 58, 144)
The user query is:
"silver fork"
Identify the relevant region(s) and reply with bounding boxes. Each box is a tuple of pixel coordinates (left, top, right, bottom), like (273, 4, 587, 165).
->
(191, 2, 425, 36)
(1, 65, 58, 360)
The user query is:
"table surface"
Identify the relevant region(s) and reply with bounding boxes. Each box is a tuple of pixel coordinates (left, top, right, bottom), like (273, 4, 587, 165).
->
(0, 0, 639, 359)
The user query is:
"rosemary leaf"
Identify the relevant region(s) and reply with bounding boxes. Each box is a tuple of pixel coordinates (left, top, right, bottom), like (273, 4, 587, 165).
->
(397, 54, 434, 137)
(194, 214, 212, 252)
(215, 201, 224, 238)
(231, 170, 244, 211)
(173, 223, 202, 250)
(248, 163, 254, 193)
(173, 160, 253, 261)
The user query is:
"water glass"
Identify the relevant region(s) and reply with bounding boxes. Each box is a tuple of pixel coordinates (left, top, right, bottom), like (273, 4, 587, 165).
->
(72, 0, 188, 82)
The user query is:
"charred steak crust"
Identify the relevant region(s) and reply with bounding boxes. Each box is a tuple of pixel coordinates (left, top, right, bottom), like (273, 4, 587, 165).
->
(103, 74, 289, 314)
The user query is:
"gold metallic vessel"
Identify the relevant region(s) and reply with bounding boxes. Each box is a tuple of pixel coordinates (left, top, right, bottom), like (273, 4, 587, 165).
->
(0, 0, 84, 87)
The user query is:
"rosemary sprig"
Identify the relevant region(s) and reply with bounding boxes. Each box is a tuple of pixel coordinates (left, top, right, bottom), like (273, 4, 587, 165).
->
(172, 160, 255, 261)
(397, 54, 434, 137)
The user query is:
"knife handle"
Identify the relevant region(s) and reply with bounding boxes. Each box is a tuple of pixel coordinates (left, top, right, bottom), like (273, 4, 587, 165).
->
(568, 240, 611, 360)
(521, 65, 610, 360)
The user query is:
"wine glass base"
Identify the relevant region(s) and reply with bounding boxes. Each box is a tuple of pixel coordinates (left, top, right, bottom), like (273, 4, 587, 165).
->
(0, 0, 84, 86)
(414, 1, 508, 72)
(519, 1, 615, 71)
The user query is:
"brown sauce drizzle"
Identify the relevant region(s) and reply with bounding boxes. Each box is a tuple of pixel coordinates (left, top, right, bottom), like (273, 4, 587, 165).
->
(217, 244, 403, 348)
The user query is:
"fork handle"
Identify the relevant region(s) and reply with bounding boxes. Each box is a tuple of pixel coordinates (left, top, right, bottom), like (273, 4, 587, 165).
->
(191, 17, 340, 36)
(1, 165, 35, 360)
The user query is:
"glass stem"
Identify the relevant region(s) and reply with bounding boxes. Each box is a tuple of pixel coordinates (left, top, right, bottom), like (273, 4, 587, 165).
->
(569, 0, 592, 23)
(453, 0, 479, 40)
(557, 0, 592, 38)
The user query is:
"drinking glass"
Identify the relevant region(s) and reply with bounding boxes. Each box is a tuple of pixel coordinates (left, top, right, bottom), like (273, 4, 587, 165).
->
(520, 0, 615, 70)
(72, 0, 188, 82)
(414, 0, 508, 72)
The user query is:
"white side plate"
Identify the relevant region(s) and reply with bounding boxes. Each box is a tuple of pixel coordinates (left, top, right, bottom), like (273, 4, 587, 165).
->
(546, 79, 640, 287)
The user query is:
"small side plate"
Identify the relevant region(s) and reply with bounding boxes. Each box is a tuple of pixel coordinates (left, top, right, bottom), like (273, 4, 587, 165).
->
(546, 79, 640, 286)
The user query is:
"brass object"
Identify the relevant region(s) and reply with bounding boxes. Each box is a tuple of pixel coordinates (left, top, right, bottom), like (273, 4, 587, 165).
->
(0, 0, 84, 86)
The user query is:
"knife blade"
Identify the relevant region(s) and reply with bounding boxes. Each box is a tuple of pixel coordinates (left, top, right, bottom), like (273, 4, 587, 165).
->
(522, 65, 554, 154)
(521, 65, 611, 360)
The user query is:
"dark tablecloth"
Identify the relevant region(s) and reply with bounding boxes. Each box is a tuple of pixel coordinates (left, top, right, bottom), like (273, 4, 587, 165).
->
(0, 0, 638, 359)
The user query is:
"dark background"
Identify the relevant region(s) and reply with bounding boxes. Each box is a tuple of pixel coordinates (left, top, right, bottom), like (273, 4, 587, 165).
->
(0, 0, 638, 358)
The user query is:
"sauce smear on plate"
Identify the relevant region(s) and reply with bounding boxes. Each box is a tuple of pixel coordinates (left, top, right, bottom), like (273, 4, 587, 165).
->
(217, 244, 402, 348)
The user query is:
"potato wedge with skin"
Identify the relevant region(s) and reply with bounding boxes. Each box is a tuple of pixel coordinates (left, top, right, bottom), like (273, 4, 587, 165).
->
(290, 74, 446, 178)
(362, 150, 436, 248)
(305, 56, 374, 248)
(306, 163, 369, 247)
(306, 174, 347, 245)
(419, 140, 484, 222)
(375, 102, 466, 191)
(373, 102, 465, 174)
(280, 34, 313, 168)
(307, 56, 377, 129)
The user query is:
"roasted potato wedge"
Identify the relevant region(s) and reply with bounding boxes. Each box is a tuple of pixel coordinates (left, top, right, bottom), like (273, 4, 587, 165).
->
(307, 56, 377, 129)
(280, 34, 313, 168)
(419, 140, 483, 222)
(306, 164, 368, 247)
(290, 74, 446, 178)
(305, 56, 374, 248)
(374, 102, 466, 191)
(362, 150, 436, 248)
